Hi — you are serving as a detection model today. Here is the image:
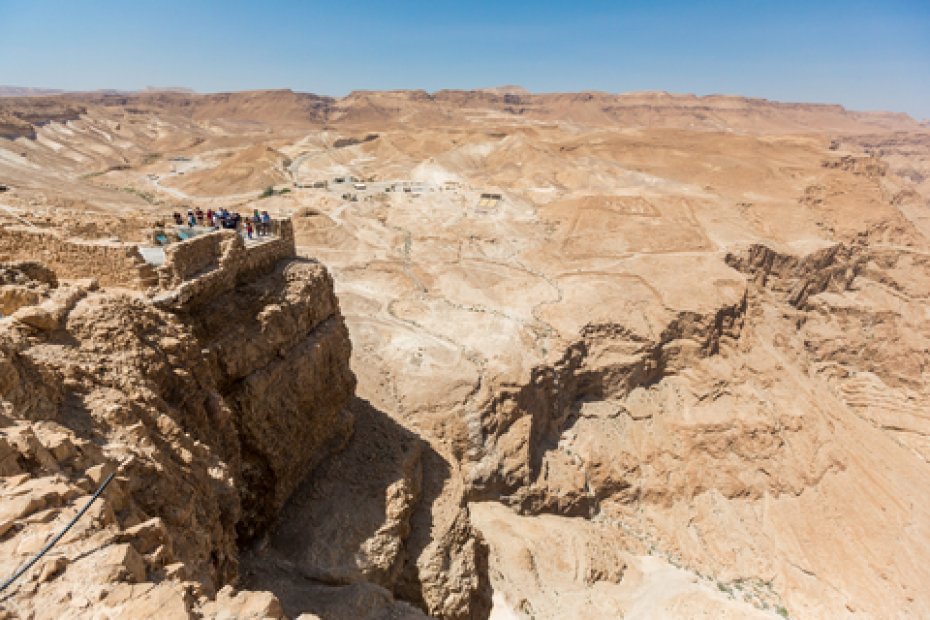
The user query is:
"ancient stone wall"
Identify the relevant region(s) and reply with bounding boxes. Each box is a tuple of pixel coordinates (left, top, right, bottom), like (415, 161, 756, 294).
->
(236, 219, 295, 283)
(154, 219, 296, 309)
(0, 224, 157, 288)
(157, 229, 229, 288)
(0, 217, 296, 298)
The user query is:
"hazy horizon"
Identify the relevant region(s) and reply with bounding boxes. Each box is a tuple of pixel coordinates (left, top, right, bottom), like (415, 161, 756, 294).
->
(1, 0, 928, 119)
(2, 84, 926, 121)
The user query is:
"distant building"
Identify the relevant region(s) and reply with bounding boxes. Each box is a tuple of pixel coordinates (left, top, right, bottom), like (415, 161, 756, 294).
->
(478, 193, 502, 208)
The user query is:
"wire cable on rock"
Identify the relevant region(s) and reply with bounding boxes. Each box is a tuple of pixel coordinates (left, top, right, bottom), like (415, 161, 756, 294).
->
(0, 471, 116, 593)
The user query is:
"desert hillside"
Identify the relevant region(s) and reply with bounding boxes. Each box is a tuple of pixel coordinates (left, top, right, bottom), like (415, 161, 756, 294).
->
(1, 89, 929, 619)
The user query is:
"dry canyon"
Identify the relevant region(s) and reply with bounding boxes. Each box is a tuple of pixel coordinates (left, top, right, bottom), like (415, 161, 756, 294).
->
(0, 88, 929, 619)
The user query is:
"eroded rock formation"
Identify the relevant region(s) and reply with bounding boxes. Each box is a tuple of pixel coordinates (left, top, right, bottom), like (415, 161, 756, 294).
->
(0, 232, 359, 617)
(2, 89, 930, 619)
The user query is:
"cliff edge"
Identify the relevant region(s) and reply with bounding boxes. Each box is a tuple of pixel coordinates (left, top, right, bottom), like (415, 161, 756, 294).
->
(0, 224, 359, 618)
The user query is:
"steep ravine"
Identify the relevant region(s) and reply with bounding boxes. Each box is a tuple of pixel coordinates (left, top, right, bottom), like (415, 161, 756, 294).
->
(465, 282, 749, 516)
(247, 238, 928, 619)
(0, 247, 497, 619)
(459, 240, 930, 618)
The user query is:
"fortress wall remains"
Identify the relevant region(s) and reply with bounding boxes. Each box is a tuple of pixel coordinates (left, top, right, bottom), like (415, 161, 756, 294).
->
(235, 219, 295, 283)
(1, 219, 296, 305)
(0, 225, 157, 288)
(158, 230, 233, 288)
(154, 219, 297, 310)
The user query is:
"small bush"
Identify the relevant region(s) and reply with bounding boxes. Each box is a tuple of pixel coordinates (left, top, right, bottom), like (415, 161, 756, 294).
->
(260, 186, 275, 198)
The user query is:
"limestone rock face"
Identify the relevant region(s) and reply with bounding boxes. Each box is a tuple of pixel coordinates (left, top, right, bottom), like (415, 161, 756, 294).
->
(0, 256, 355, 617)
(242, 397, 491, 620)
(179, 258, 357, 539)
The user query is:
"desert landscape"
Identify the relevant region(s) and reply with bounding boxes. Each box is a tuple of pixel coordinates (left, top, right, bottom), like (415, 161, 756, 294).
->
(1, 87, 929, 619)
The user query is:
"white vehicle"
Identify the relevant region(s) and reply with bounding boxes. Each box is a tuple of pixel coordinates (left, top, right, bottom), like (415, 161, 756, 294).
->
(353, 183, 367, 190)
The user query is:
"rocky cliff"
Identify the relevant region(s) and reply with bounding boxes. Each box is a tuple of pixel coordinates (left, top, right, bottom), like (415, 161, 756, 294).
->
(0, 235, 356, 617)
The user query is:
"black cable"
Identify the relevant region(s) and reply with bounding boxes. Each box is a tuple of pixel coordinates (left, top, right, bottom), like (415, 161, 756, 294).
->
(0, 471, 116, 593)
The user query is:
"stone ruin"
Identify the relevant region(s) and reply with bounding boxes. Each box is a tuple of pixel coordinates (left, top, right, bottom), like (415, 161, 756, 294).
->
(0, 218, 296, 299)
(0, 213, 364, 618)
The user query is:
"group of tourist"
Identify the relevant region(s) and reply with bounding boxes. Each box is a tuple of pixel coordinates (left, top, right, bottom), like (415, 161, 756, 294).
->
(171, 208, 273, 240)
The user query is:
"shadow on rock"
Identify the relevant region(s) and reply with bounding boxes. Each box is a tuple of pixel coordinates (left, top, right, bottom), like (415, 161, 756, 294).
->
(240, 396, 491, 619)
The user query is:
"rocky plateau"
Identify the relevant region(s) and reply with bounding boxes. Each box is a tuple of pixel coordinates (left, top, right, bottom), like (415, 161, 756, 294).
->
(0, 88, 929, 619)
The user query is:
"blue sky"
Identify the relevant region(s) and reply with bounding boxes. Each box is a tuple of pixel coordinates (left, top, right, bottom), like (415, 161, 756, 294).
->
(1, 0, 928, 119)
